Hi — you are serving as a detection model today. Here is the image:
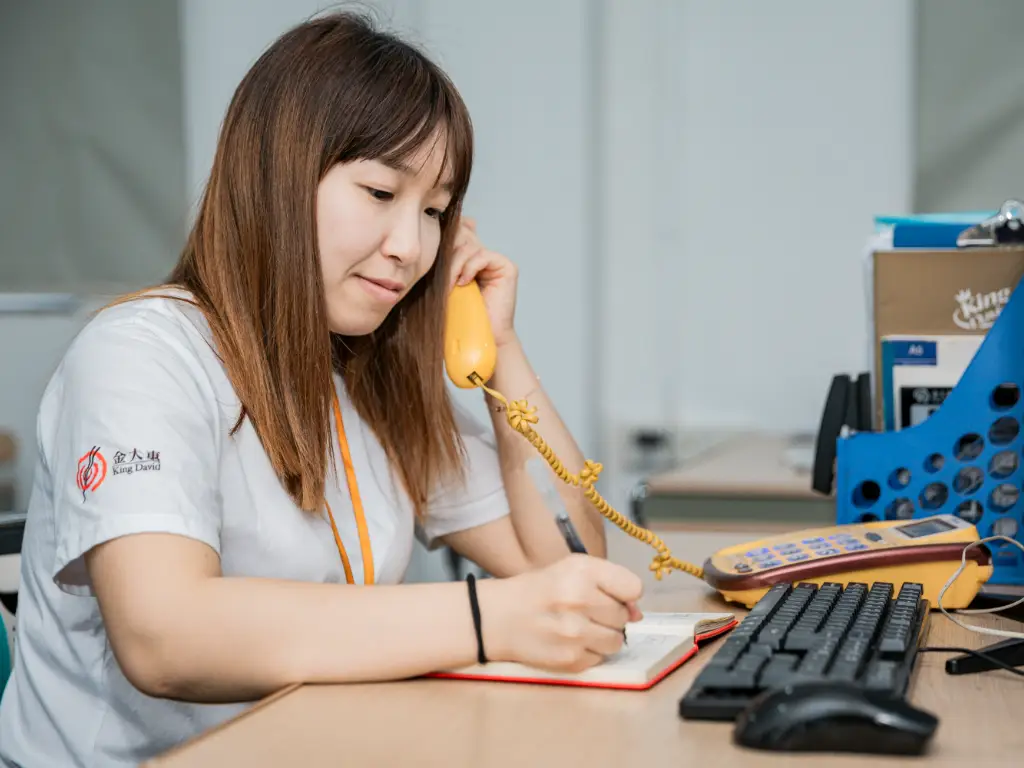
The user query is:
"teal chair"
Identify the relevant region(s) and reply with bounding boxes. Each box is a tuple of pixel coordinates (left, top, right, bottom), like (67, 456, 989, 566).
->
(0, 611, 10, 693)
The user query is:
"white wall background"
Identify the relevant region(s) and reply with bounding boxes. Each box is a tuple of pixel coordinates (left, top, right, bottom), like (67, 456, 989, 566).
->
(595, 0, 913, 506)
(0, 0, 185, 294)
(914, 0, 1024, 213)
(6, 0, 1012, 582)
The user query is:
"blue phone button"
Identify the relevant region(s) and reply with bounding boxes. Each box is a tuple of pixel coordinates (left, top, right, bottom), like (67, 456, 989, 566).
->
(845, 543, 867, 551)
(787, 554, 809, 562)
(817, 548, 840, 556)
(747, 548, 771, 556)
(865, 532, 883, 542)
(803, 537, 825, 544)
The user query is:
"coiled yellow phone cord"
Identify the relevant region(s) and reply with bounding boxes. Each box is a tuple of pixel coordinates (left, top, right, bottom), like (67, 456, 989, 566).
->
(470, 374, 705, 581)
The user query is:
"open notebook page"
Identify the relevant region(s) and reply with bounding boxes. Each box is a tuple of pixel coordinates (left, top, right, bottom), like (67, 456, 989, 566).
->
(431, 611, 736, 686)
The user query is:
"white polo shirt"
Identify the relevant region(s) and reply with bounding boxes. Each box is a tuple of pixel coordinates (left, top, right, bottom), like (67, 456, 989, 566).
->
(0, 292, 510, 768)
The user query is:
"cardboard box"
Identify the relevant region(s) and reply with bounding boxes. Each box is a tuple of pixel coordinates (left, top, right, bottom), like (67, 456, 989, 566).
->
(871, 247, 1024, 428)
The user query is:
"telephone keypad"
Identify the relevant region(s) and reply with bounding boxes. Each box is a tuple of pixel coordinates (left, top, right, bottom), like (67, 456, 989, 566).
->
(730, 527, 889, 572)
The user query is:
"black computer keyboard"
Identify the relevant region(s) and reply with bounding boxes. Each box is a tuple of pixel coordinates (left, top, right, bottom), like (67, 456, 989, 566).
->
(679, 580, 928, 720)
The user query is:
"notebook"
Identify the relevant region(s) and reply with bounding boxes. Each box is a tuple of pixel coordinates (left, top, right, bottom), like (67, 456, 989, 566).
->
(428, 611, 737, 690)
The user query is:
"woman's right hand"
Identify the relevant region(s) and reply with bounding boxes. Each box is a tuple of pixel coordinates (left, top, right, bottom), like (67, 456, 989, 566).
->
(480, 554, 645, 673)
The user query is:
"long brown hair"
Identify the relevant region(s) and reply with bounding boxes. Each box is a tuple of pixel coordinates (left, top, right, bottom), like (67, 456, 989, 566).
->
(158, 11, 473, 515)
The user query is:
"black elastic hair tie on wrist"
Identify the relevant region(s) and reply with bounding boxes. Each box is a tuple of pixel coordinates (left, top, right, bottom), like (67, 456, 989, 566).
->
(466, 573, 488, 664)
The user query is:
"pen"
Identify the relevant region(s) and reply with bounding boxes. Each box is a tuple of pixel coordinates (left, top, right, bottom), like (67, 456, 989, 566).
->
(526, 459, 628, 645)
(555, 515, 588, 555)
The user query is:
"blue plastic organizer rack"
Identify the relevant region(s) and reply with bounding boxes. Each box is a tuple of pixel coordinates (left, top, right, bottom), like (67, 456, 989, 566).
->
(834, 275, 1024, 585)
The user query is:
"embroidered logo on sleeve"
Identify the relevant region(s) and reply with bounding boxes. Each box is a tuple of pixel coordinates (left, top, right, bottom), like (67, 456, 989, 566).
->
(112, 449, 162, 476)
(76, 447, 107, 500)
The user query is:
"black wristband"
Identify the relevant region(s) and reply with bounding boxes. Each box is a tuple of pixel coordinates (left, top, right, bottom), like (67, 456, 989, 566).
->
(466, 573, 488, 664)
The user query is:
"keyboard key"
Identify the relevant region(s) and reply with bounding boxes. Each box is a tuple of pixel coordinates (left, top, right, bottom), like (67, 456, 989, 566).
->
(691, 666, 760, 692)
(748, 583, 791, 615)
(864, 659, 900, 690)
(759, 654, 800, 688)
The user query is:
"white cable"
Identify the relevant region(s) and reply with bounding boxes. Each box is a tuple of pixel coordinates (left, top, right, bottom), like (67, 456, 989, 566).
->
(936, 535, 1024, 641)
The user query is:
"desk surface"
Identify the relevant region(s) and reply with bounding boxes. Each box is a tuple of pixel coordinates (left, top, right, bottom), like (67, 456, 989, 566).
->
(644, 433, 821, 500)
(149, 530, 1023, 768)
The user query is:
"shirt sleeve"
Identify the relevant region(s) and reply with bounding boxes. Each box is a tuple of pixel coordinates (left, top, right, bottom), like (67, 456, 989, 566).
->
(416, 401, 511, 550)
(44, 312, 223, 595)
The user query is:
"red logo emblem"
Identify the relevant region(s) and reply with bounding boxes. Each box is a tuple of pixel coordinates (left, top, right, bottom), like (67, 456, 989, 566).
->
(77, 447, 107, 499)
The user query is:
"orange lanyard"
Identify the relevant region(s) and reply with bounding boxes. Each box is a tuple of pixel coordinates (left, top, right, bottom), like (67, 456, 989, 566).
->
(324, 390, 375, 585)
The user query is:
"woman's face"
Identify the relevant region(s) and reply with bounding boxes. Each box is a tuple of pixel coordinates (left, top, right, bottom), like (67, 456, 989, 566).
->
(316, 136, 453, 336)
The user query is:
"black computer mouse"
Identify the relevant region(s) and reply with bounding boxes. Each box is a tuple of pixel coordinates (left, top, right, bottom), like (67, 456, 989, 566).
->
(733, 680, 939, 755)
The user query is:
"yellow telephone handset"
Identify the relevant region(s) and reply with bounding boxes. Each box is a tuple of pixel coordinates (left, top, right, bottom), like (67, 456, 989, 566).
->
(444, 283, 498, 388)
(444, 280, 704, 581)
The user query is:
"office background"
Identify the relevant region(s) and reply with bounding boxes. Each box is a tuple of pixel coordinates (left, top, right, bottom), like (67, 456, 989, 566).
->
(1, 0, 1021, 581)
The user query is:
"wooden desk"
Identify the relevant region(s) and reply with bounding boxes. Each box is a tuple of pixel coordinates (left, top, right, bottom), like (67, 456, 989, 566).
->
(638, 433, 836, 531)
(148, 530, 1024, 767)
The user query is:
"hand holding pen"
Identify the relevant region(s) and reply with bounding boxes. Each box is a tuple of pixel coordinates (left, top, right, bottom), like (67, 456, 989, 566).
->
(479, 550, 643, 672)
(526, 460, 641, 646)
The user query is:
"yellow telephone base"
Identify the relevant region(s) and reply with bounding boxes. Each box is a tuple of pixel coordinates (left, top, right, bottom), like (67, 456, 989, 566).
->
(702, 514, 993, 610)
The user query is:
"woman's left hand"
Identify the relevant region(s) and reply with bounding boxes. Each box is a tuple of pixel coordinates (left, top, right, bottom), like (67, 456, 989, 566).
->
(449, 216, 519, 347)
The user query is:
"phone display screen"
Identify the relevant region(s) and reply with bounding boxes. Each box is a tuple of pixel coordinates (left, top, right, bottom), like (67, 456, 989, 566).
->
(894, 518, 955, 538)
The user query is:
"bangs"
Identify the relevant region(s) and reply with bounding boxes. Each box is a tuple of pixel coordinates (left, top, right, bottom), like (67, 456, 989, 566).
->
(323, 42, 473, 203)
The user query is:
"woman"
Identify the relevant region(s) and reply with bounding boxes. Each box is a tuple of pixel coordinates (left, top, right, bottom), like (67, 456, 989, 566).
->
(0, 11, 643, 768)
